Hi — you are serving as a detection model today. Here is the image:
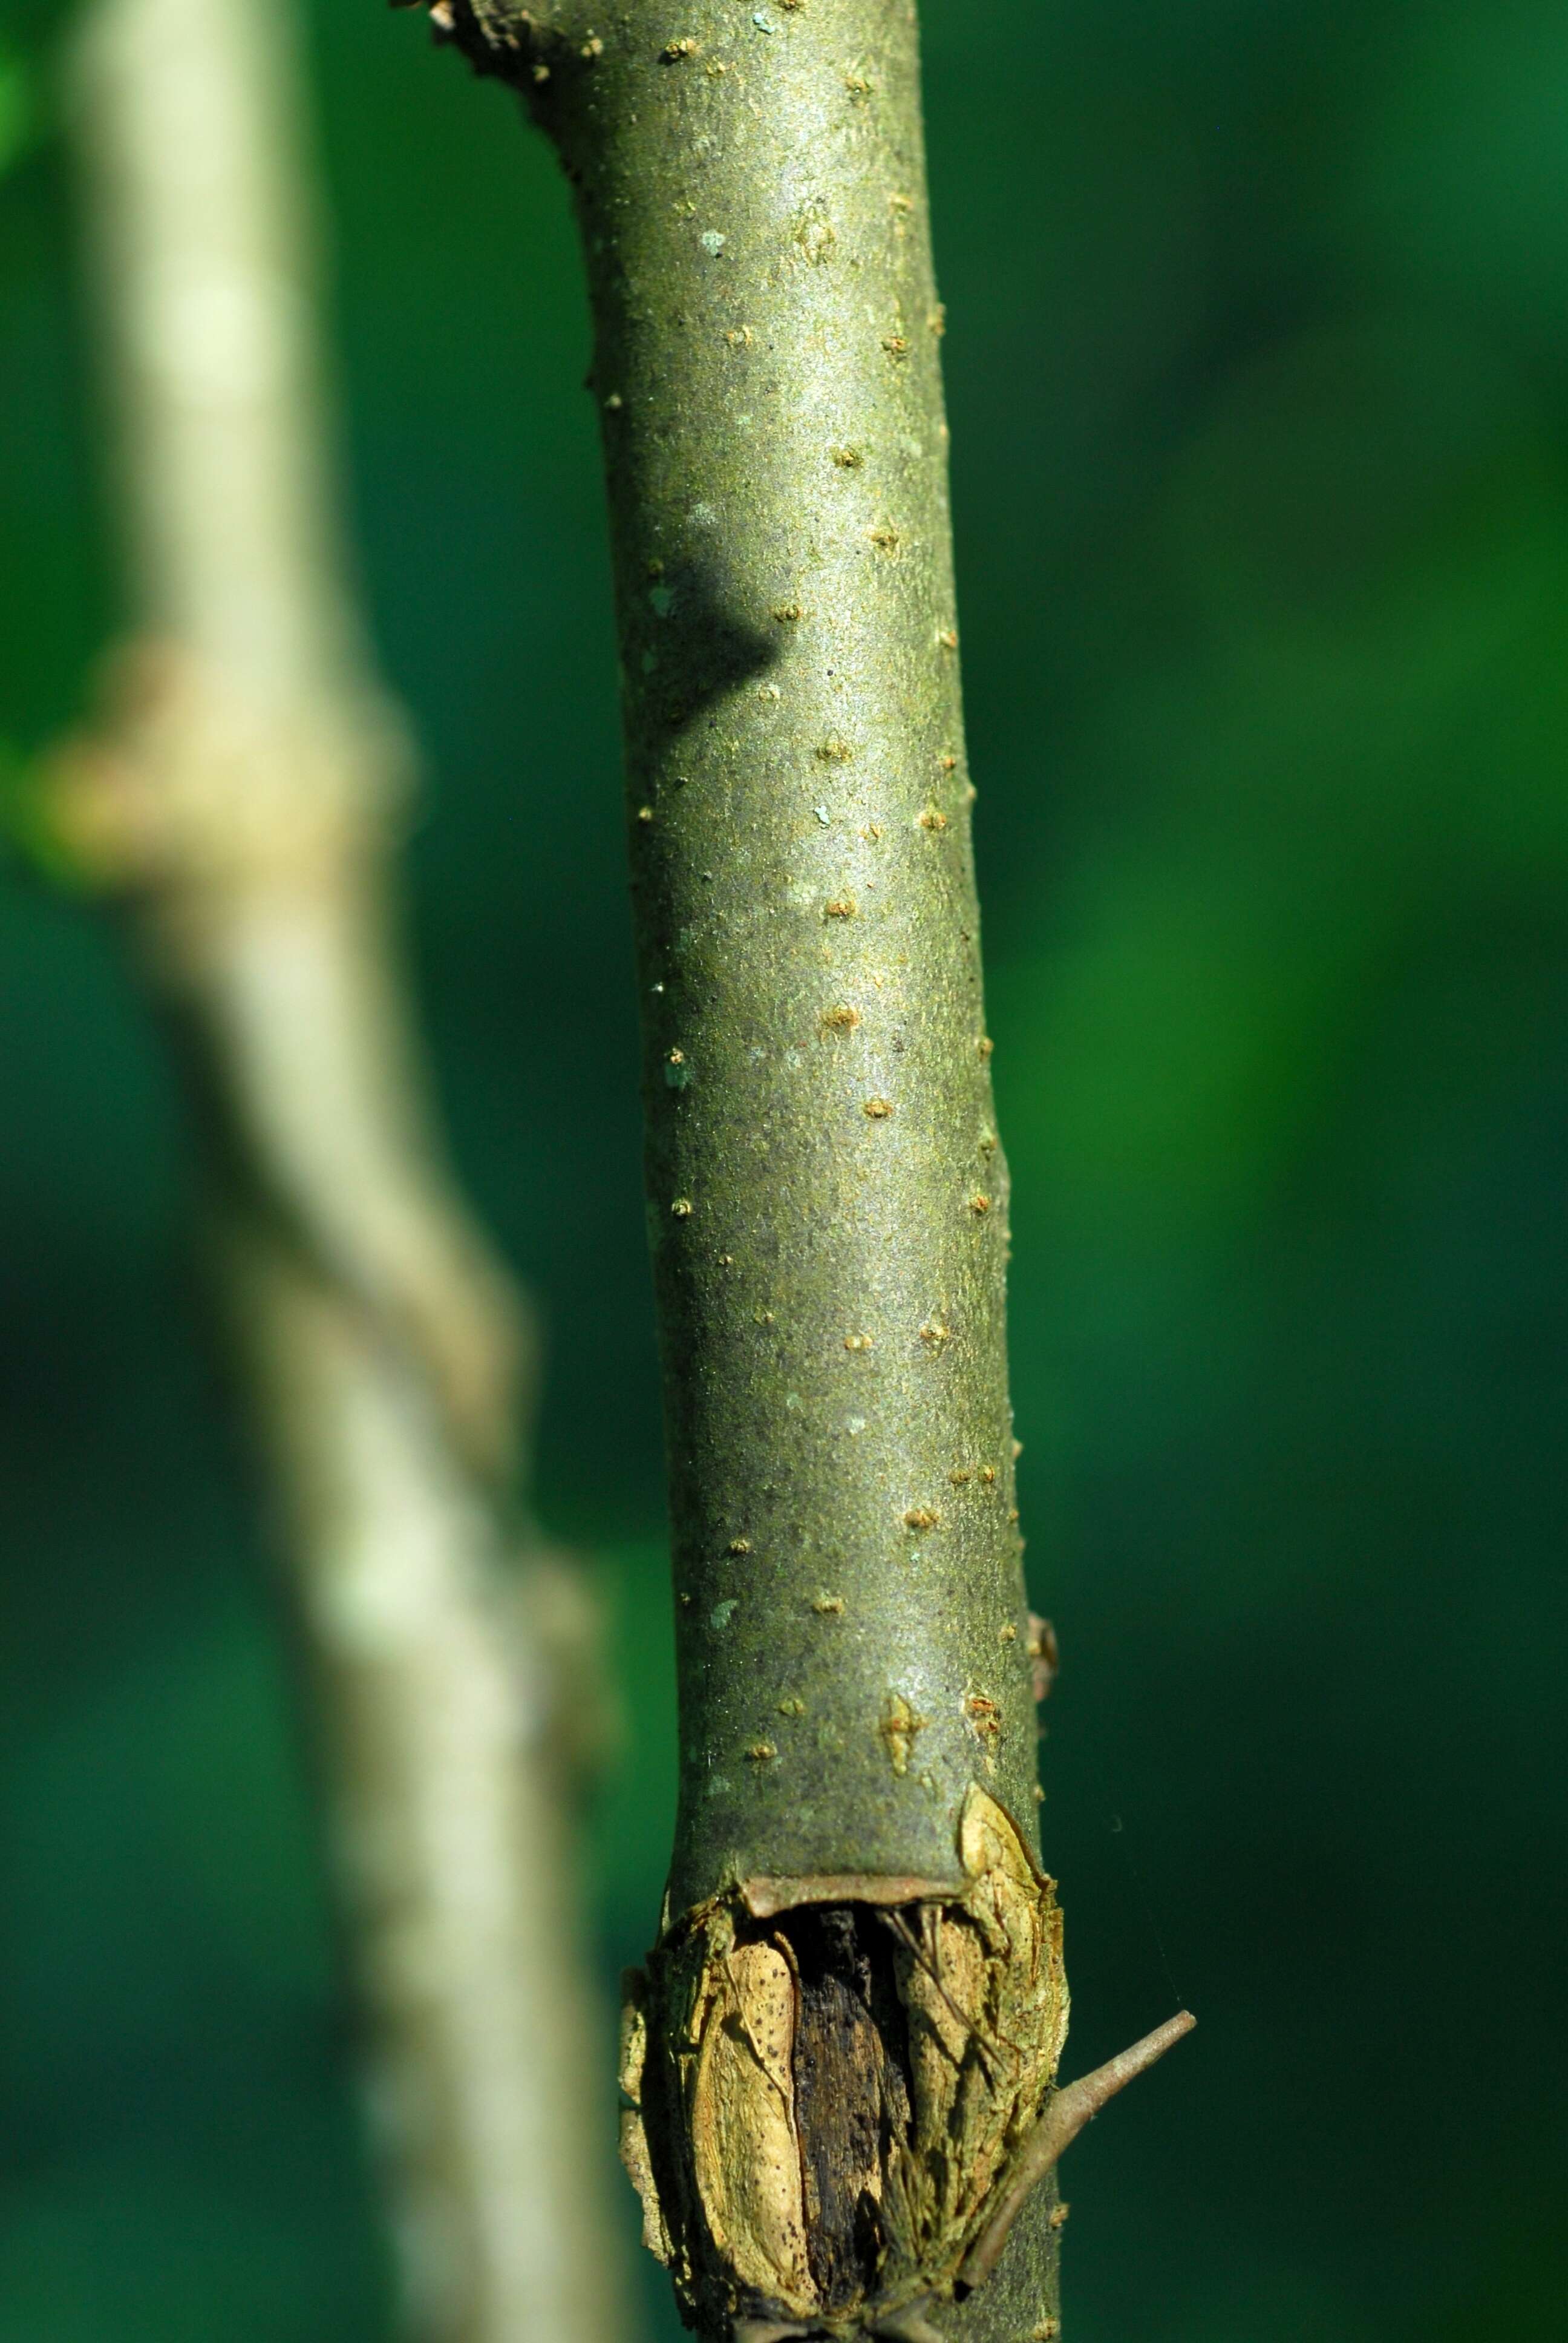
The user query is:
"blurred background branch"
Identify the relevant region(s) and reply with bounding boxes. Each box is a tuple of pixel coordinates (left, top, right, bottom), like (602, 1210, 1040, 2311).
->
(26, 0, 633, 2336)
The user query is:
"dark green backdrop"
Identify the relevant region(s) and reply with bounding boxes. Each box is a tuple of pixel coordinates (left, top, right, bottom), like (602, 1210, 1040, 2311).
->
(2, 1, 1564, 2336)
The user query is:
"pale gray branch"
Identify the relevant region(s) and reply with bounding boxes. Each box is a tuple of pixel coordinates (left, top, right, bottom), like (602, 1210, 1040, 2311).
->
(62, 2, 630, 2338)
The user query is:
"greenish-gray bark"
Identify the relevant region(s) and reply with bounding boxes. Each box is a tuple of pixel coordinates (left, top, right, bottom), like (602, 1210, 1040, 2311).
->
(439, 0, 1037, 1922)
(412, 6, 1079, 2338)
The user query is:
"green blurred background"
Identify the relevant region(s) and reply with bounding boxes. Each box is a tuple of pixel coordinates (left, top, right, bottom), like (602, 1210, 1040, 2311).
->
(2, 1, 1565, 2336)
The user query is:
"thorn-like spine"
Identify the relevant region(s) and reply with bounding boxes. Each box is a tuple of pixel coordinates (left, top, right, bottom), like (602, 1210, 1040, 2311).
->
(958, 2011, 1197, 2293)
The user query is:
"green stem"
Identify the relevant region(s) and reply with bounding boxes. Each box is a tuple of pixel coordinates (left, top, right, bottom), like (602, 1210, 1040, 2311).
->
(450, 0, 1037, 1933)
(417, 6, 1072, 2336)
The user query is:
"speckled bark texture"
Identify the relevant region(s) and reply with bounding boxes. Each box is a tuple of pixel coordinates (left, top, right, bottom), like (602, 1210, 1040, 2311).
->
(411, 5, 1068, 2336)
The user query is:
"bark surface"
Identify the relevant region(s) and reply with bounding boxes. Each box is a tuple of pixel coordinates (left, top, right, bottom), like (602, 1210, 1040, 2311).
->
(437, 0, 1038, 1910)
(414, 5, 1073, 2337)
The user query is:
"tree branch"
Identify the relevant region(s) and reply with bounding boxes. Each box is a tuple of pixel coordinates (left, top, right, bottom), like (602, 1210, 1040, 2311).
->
(62, 3, 629, 2337)
(402, 5, 1190, 2337)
